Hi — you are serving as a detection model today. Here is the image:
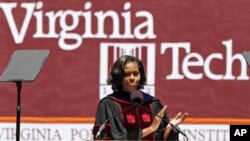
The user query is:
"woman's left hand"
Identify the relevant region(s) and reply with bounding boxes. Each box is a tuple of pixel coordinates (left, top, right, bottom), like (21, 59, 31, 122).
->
(170, 112, 189, 126)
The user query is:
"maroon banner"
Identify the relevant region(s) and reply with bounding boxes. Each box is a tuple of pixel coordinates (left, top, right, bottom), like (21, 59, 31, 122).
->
(0, 0, 250, 118)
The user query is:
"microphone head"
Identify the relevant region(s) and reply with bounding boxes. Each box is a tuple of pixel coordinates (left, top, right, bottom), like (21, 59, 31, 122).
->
(130, 90, 143, 105)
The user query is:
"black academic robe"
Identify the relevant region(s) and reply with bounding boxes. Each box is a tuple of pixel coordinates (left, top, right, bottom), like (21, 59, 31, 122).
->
(93, 90, 178, 140)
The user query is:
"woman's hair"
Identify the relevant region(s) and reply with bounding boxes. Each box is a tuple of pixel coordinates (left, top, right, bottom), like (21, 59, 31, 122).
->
(108, 55, 146, 91)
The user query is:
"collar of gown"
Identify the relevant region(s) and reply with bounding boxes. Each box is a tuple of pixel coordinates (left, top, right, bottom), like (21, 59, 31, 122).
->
(109, 90, 155, 104)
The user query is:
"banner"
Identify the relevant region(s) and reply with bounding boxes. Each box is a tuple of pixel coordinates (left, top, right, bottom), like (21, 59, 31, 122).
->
(0, 122, 230, 141)
(0, 0, 250, 121)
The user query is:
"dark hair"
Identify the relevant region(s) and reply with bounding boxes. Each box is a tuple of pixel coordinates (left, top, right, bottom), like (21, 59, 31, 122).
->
(108, 55, 146, 91)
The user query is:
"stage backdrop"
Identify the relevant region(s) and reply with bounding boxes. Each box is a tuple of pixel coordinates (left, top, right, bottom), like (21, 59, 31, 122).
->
(0, 0, 250, 140)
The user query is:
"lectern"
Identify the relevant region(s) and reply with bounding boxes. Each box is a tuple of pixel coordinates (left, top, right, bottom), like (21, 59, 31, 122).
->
(0, 50, 50, 141)
(243, 51, 250, 66)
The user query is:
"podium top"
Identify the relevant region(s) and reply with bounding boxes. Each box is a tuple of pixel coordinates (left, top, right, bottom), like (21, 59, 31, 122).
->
(0, 50, 50, 82)
(243, 51, 250, 67)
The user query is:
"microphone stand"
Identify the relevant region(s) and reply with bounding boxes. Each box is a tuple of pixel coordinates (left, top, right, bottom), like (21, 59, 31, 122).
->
(95, 103, 137, 139)
(15, 81, 22, 141)
(135, 103, 141, 132)
(139, 105, 189, 141)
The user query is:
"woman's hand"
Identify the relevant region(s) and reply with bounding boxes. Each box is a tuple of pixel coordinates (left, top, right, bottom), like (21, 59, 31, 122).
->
(151, 105, 168, 131)
(163, 112, 189, 140)
(170, 112, 189, 126)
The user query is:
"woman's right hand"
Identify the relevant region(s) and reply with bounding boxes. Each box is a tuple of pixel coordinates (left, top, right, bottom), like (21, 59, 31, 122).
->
(150, 105, 168, 131)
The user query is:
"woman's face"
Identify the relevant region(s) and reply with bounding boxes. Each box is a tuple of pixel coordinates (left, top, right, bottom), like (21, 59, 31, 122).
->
(122, 61, 141, 93)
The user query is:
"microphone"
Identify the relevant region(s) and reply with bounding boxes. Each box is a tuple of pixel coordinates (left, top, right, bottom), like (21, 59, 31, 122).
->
(95, 119, 110, 139)
(130, 90, 143, 106)
(130, 90, 143, 131)
(132, 90, 188, 139)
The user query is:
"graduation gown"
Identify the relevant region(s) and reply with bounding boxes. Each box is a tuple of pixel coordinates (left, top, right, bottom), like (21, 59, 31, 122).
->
(93, 90, 178, 140)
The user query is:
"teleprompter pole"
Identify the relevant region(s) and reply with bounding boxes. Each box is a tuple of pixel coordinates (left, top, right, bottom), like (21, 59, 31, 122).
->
(15, 81, 22, 141)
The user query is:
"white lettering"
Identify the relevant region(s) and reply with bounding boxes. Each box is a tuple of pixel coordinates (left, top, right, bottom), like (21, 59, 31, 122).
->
(223, 40, 249, 80)
(134, 11, 156, 39)
(204, 53, 223, 80)
(0, 1, 156, 50)
(183, 53, 203, 80)
(234, 129, 241, 136)
(161, 42, 191, 79)
(0, 3, 35, 43)
(59, 10, 82, 50)
(161, 40, 249, 80)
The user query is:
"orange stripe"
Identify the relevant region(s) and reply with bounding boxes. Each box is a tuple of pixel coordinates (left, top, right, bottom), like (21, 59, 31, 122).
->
(0, 117, 95, 123)
(1, 117, 250, 124)
(185, 118, 250, 124)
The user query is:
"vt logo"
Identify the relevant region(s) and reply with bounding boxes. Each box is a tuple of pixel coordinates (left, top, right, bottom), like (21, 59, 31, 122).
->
(99, 42, 156, 99)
